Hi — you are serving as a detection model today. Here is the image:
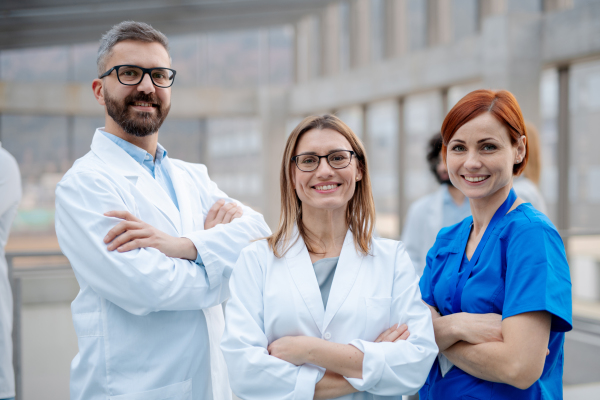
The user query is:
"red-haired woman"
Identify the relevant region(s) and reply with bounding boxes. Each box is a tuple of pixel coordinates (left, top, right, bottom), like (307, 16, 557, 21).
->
(419, 90, 572, 399)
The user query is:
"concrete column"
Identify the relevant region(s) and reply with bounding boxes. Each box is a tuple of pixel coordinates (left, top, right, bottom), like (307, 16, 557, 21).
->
(384, 0, 408, 58)
(259, 87, 289, 228)
(396, 97, 406, 235)
(427, 0, 453, 46)
(481, 9, 542, 128)
(295, 17, 311, 84)
(321, 3, 342, 76)
(557, 66, 570, 235)
(543, 0, 573, 12)
(350, 0, 371, 68)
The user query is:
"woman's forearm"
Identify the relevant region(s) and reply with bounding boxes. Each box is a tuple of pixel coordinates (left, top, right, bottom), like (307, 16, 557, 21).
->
(314, 370, 359, 399)
(443, 312, 551, 390)
(302, 337, 364, 379)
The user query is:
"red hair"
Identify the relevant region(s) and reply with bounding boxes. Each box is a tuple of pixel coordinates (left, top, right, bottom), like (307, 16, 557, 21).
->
(441, 89, 529, 175)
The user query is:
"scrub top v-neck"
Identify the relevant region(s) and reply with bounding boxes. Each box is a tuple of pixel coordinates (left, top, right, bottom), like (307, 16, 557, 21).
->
(312, 256, 339, 308)
(419, 203, 572, 400)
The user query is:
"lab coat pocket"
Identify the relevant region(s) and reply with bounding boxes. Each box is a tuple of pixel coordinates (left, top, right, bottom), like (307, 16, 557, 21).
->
(363, 296, 392, 341)
(108, 378, 192, 400)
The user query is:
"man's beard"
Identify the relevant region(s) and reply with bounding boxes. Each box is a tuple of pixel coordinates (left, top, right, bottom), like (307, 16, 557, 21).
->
(104, 90, 170, 137)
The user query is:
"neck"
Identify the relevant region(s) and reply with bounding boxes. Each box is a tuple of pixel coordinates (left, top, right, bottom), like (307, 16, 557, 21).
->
(447, 184, 466, 206)
(301, 204, 348, 256)
(469, 183, 512, 236)
(104, 117, 158, 157)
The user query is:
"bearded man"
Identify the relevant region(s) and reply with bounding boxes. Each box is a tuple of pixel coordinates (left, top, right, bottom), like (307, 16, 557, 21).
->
(55, 21, 270, 400)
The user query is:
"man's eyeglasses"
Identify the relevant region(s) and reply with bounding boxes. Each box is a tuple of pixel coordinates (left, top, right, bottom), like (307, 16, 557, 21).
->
(99, 65, 177, 88)
(292, 150, 356, 172)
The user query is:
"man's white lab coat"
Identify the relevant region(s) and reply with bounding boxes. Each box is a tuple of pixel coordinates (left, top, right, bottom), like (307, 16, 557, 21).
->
(221, 229, 438, 400)
(0, 143, 21, 399)
(55, 130, 271, 400)
(401, 187, 446, 277)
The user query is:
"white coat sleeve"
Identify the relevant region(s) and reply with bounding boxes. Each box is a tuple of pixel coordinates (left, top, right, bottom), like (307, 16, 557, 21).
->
(345, 242, 438, 396)
(55, 172, 227, 316)
(221, 246, 324, 400)
(181, 164, 271, 290)
(400, 203, 425, 276)
(0, 148, 21, 216)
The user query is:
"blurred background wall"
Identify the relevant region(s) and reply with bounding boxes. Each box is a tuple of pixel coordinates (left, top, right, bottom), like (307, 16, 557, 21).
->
(2, 0, 600, 398)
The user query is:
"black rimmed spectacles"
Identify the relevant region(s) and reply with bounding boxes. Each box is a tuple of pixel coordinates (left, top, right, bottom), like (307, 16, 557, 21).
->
(99, 65, 177, 88)
(292, 150, 356, 172)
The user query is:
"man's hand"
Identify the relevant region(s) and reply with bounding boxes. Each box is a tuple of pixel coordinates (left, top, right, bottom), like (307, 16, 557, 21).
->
(204, 199, 243, 230)
(374, 323, 410, 343)
(103, 210, 197, 260)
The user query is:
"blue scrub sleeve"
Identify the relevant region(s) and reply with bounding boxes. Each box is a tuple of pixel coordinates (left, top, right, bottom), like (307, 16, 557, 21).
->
(503, 221, 572, 332)
(419, 245, 437, 309)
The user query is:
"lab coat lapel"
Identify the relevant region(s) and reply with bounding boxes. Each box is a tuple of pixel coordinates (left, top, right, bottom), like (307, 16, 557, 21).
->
(90, 130, 182, 233)
(322, 230, 364, 331)
(285, 230, 325, 334)
(162, 157, 196, 234)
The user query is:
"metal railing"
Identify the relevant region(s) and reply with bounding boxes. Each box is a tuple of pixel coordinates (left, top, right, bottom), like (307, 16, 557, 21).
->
(6, 250, 73, 400)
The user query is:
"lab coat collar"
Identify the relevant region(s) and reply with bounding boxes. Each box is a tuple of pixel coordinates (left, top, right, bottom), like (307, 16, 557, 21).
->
(284, 227, 364, 334)
(90, 129, 182, 233)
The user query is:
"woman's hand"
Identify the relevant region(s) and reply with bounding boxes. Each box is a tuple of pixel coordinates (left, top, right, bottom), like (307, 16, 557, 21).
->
(314, 370, 358, 399)
(103, 211, 197, 260)
(204, 199, 243, 230)
(268, 336, 312, 366)
(374, 323, 410, 343)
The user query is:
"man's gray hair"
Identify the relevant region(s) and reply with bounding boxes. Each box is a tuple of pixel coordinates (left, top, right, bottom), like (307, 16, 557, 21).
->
(97, 21, 169, 77)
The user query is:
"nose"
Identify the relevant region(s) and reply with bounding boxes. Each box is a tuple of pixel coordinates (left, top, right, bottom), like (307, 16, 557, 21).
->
(463, 149, 482, 170)
(314, 158, 334, 178)
(137, 73, 155, 94)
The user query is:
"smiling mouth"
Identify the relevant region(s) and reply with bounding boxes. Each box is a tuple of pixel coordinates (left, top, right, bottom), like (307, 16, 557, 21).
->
(131, 102, 158, 108)
(463, 175, 490, 183)
(313, 184, 341, 191)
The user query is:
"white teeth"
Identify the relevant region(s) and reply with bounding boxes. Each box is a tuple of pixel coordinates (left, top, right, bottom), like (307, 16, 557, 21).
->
(465, 176, 488, 182)
(134, 102, 151, 107)
(315, 184, 337, 191)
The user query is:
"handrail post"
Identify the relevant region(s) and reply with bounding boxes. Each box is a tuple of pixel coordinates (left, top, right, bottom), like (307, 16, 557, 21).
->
(7, 254, 22, 400)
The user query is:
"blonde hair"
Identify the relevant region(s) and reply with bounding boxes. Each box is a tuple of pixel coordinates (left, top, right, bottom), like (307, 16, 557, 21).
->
(524, 122, 541, 185)
(267, 114, 376, 258)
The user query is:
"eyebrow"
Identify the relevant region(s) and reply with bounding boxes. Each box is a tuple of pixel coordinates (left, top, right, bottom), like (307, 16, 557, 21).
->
(296, 148, 349, 155)
(449, 137, 498, 144)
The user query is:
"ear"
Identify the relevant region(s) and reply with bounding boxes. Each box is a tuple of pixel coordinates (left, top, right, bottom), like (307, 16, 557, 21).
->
(515, 135, 527, 165)
(356, 167, 363, 182)
(92, 78, 106, 106)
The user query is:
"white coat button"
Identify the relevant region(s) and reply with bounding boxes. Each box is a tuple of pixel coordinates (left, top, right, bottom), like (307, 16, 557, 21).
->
(324, 332, 332, 340)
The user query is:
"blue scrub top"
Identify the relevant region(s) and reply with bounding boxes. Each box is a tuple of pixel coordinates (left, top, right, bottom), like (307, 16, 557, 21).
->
(419, 203, 572, 400)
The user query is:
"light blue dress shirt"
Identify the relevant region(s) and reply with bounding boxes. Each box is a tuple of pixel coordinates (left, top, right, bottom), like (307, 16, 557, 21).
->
(99, 130, 203, 266)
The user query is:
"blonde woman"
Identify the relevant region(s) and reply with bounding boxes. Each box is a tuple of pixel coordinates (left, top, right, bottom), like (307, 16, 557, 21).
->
(221, 115, 437, 399)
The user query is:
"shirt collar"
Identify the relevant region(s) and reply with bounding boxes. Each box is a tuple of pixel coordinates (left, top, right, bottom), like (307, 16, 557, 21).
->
(99, 129, 168, 165)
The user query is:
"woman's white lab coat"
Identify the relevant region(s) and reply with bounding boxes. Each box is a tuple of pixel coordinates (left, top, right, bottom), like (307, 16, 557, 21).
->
(221, 229, 438, 400)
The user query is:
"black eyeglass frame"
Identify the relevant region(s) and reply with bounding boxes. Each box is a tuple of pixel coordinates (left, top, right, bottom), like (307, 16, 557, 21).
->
(292, 150, 357, 172)
(99, 65, 177, 88)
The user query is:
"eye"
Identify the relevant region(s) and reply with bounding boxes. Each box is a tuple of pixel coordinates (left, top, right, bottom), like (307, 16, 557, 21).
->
(482, 144, 497, 151)
(451, 145, 466, 152)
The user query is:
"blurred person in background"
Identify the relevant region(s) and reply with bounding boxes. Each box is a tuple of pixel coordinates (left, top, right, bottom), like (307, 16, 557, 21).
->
(55, 21, 270, 400)
(419, 90, 571, 400)
(401, 133, 471, 276)
(512, 123, 547, 214)
(221, 115, 437, 400)
(0, 142, 21, 400)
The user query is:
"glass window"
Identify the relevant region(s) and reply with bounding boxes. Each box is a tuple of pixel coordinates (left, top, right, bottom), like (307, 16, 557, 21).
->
(170, 34, 200, 87)
(366, 100, 399, 238)
(407, 0, 427, 51)
(452, 0, 479, 41)
(158, 118, 203, 163)
(73, 116, 105, 159)
(269, 26, 294, 86)
(569, 60, 600, 230)
(73, 42, 99, 83)
(0, 115, 69, 233)
(335, 106, 364, 139)
(403, 91, 443, 203)
(0, 46, 69, 82)
(207, 30, 260, 88)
